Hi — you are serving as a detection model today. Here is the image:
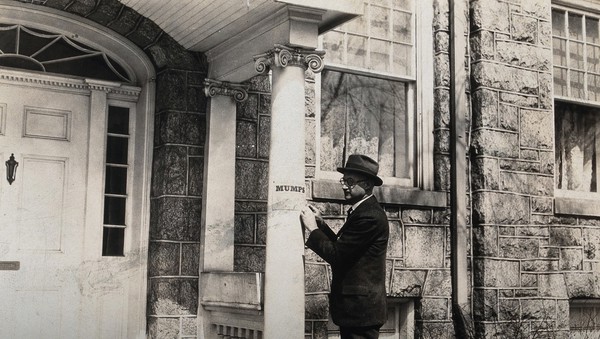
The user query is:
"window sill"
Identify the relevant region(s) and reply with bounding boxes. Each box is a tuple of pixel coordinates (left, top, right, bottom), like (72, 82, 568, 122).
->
(311, 179, 447, 208)
(555, 196, 600, 217)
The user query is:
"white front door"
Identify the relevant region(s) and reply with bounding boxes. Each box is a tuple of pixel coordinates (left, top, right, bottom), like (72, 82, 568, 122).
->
(0, 71, 146, 339)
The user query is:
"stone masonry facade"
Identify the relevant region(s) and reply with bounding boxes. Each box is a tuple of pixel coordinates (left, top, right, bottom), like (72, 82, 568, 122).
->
(22, 0, 600, 338)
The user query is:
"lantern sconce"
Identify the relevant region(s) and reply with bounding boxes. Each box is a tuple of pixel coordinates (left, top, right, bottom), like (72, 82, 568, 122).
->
(5, 153, 18, 185)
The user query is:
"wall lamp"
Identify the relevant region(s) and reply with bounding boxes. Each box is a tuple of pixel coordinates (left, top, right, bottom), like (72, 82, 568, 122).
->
(5, 153, 18, 185)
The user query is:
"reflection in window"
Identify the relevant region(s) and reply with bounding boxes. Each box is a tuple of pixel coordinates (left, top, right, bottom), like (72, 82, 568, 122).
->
(552, 9, 600, 101)
(320, 70, 410, 181)
(570, 300, 600, 339)
(555, 102, 599, 193)
(102, 105, 130, 256)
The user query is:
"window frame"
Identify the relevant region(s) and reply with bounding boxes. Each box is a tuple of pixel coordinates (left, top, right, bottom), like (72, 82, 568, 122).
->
(314, 0, 434, 191)
(552, 2, 600, 203)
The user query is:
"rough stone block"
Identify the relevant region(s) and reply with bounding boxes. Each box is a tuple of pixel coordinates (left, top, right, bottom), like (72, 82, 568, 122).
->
(433, 0, 449, 31)
(402, 209, 432, 224)
(233, 245, 265, 272)
(471, 129, 519, 159)
(500, 172, 553, 196)
(156, 70, 186, 111)
(188, 156, 204, 197)
(538, 20, 552, 47)
(149, 241, 180, 277)
(549, 227, 582, 246)
(499, 237, 539, 259)
(405, 227, 445, 268)
(305, 294, 329, 320)
(421, 298, 449, 320)
(147, 35, 203, 70)
(234, 214, 255, 244)
(520, 0, 551, 20)
(181, 243, 200, 277)
(559, 248, 583, 270)
(472, 89, 499, 128)
(433, 130, 450, 154)
(187, 85, 207, 113)
(152, 145, 188, 196)
(539, 246, 559, 258)
(258, 115, 271, 159)
(236, 120, 258, 158)
(434, 54, 450, 87)
(473, 288, 498, 321)
(155, 111, 205, 146)
(150, 197, 202, 241)
(499, 91, 539, 107)
(521, 273, 537, 287)
(305, 264, 329, 293)
(235, 160, 268, 200)
(470, 30, 495, 61)
(472, 192, 529, 225)
(237, 94, 259, 120)
(521, 299, 558, 320)
(510, 13, 538, 43)
(148, 278, 199, 315)
(434, 88, 450, 128)
(181, 317, 197, 336)
(472, 157, 500, 191)
(471, 0, 510, 32)
(538, 150, 554, 175)
(305, 118, 316, 164)
(256, 214, 267, 245)
(521, 259, 559, 272)
(473, 226, 499, 257)
(531, 197, 553, 214)
(390, 269, 426, 297)
(248, 75, 271, 93)
(564, 272, 598, 298)
(86, 1, 121, 26)
(423, 269, 451, 297)
(499, 103, 519, 131)
(388, 220, 403, 258)
(496, 40, 550, 70)
(435, 31, 450, 53)
(499, 159, 539, 173)
(538, 274, 568, 297)
(126, 17, 163, 49)
(515, 226, 549, 237)
(148, 317, 179, 339)
(472, 61, 538, 94)
(474, 258, 520, 287)
(520, 109, 553, 149)
(539, 72, 553, 109)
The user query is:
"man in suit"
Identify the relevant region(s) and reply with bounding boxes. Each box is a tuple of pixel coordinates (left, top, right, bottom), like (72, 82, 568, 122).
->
(301, 154, 390, 339)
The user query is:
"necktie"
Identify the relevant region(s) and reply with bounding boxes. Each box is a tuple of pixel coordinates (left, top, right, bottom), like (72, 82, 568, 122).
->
(347, 207, 353, 216)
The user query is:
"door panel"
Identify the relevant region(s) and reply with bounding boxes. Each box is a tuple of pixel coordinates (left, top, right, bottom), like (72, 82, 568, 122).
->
(0, 74, 144, 339)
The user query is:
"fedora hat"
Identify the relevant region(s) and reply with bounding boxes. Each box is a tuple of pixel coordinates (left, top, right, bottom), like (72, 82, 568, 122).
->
(337, 154, 383, 186)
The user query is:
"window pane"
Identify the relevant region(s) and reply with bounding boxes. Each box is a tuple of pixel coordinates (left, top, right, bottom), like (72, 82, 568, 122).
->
(347, 34, 368, 68)
(569, 41, 584, 69)
(555, 102, 600, 192)
(589, 74, 600, 101)
(393, 10, 412, 43)
(322, 30, 344, 65)
(102, 227, 124, 256)
(108, 106, 129, 135)
(554, 67, 568, 96)
(569, 13, 583, 40)
(553, 37, 567, 67)
(586, 17, 599, 44)
(104, 196, 126, 225)
(570, 70, 585, 99)
(105, 166, 127, 195)
(370, 5, 390, 40)
(393, 0, 411, 11)
(106, 136, 128, 164)
(393, 43, 412, 76)
(552, 9, 566, 37)
(320, 70, 409, 178)
(370, 39, 390, 72)
(588, 45, 600, 73)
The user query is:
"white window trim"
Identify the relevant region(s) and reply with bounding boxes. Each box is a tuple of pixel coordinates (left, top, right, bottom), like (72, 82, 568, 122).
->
(314, 0, 434, 190)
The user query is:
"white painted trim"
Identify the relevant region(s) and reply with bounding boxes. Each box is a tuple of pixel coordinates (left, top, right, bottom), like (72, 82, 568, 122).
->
(0, 3, 155, 338)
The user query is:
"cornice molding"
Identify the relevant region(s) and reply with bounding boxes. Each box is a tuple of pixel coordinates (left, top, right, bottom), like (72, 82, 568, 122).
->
(0, 69, 140, 97)
(254, 44, 325, 75)
(203, 79, 250, 102)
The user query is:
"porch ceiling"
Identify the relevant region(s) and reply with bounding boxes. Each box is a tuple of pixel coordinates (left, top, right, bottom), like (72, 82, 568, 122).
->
(118, 0, 361, 52)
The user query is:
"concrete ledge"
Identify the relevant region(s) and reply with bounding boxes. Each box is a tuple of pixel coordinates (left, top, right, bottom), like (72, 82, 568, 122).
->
(311, 179, 448, 208)
(200, 272, 263, 310)
(555, 197, 600, 217)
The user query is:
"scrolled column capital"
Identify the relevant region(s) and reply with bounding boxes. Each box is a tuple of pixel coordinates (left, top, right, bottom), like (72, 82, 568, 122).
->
(203, 79, 250, 102)
(253, 44, 325, 75)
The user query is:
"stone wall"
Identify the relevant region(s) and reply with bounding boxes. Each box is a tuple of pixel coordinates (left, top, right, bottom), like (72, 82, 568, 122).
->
(468, 0, 585, 337)
(34, 1, 208, 337)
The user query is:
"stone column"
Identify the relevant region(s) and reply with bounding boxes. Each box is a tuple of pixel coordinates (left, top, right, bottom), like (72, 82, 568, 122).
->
(254, 44, 324, 339)
(201, 79, 249, 271)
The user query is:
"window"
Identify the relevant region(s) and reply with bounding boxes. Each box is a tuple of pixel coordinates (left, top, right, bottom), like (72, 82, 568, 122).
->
(326, 299, 415, 339)
(317, 0, 432, 188)
(570, 300, 600, 339)
(553, 7, 600, 198)
(102, 105, 131, 256)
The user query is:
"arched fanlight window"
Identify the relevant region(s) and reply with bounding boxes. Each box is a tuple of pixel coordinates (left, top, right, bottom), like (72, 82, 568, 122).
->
(0, 24, 133, 83)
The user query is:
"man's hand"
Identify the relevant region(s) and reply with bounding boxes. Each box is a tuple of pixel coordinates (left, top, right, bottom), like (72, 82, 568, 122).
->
(307, 204, 325, 226)
(300, 205, 318, 232)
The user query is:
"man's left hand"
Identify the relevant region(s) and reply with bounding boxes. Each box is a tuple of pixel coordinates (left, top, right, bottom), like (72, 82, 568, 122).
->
(300, 205, 318, 232)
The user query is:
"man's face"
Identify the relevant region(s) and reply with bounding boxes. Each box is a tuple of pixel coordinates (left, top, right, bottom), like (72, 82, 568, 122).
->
(340, 172, 368, 203)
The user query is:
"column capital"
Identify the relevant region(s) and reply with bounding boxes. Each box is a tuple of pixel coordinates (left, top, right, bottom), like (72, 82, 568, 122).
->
(253, 44, 325, 75)
(203, 79, 250, 102)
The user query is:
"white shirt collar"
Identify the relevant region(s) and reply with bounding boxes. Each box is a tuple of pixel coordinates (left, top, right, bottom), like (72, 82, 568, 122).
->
(350, 194, 373, 213)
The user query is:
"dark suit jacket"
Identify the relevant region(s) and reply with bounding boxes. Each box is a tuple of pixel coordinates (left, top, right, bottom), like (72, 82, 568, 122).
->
(306, 196, 389, 327)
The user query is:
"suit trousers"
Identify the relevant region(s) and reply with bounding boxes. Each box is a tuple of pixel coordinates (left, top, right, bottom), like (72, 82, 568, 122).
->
(339, 325, 381, 339)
